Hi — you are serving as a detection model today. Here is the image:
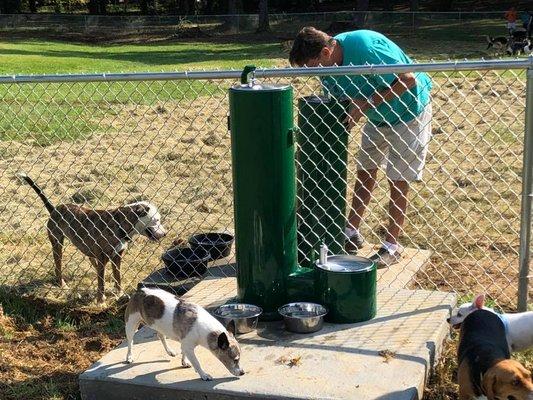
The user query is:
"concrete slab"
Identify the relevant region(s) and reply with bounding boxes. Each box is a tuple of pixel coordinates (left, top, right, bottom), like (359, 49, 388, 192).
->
(80, 287, 455, 400)
(180, 246, 431, 310)
(141, 245, 430, 299)
(361, 245, 431, 290)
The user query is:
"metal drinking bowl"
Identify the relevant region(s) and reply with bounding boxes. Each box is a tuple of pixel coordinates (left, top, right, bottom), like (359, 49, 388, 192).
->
(213, 303, 263, 334)
(278, 302, 328, 334)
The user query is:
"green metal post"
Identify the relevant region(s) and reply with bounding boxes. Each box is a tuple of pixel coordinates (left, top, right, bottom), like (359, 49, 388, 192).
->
(229, 80, 297, 320)
(297, 95, 350, 266)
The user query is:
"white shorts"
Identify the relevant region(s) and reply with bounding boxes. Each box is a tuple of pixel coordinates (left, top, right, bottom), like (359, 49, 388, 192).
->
(507, 22, 517, 30)
(357, 104, 432, 182)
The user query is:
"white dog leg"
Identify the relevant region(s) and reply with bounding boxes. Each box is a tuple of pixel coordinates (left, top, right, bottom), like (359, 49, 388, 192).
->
(158, 333, 177, 357)
(182, 346, 212, 381)
(125, 312, 141, 363)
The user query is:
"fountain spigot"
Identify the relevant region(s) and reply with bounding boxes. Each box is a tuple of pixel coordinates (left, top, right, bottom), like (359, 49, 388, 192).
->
(319, 242, 328, 265)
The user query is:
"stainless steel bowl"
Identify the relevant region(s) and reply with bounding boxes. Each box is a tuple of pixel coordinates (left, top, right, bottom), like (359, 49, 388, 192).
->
(213, 303, 263, 334)
(278, 302, 328, 333)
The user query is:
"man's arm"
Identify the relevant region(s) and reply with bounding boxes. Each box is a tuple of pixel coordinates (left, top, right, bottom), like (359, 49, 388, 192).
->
(344, 72, 417, 129)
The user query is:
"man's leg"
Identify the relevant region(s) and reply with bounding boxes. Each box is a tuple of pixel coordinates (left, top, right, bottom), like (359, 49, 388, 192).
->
(368, 178, 409, 268)
(371, 104, 432, 267)
(346, 122, 387, 254)
(347, 168, 378, 231)
(385, 179, 409, 245)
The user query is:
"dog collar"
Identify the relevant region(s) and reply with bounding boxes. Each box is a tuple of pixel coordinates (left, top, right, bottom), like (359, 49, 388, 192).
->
(118, 227, 134, 242)
(496, 313, 510, 335)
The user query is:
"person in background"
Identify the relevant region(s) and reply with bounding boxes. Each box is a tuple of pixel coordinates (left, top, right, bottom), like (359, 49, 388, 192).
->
(505, 6, 518, 35)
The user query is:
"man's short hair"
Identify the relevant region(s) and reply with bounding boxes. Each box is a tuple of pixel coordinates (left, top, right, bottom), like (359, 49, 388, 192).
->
(289, 26, 333, 66)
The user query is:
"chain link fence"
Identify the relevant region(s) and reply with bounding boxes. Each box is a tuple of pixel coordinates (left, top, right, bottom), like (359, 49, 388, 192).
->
(0, 59, 531, 310)
(0, 11, 524, 38)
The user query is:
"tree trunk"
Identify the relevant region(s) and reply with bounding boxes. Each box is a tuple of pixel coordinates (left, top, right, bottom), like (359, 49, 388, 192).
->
(88, 0, 107, 14)
(178, 0, 193, 14)
(410, 0, 418, 29)
(257, 0, 270, 33)
(224, 0, 239, 32)
(354, 0, 369, 27)
(98, 0, 108, 14)
(140, 0, 149, 14)
(28, 0, 37, 13)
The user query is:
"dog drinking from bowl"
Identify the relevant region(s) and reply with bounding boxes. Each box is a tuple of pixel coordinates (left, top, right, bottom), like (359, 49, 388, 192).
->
(125, 287, 245, 381)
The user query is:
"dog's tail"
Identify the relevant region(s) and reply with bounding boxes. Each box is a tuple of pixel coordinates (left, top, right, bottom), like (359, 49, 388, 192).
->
(16, 172, 55, 214)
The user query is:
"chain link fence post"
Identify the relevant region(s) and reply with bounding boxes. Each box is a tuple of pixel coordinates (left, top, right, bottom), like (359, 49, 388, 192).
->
(518, 60, 533, 311)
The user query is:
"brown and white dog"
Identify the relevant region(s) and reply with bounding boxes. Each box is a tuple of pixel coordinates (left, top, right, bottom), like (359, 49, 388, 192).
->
(125, 287, 244, 381)
(17, 173, 167, 303)
(458, 309, 533, 400)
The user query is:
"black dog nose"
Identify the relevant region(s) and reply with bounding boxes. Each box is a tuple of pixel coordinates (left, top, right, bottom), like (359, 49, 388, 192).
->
(446, 317, 450, 323)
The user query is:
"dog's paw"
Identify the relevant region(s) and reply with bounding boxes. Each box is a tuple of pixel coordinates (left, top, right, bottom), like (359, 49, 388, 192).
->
(58, 279, 69, 289)
(167, 349, 177, 357)
(200, 373, 213, 381)
(125, 356, 134, 364)
(181, 358, 191, 368)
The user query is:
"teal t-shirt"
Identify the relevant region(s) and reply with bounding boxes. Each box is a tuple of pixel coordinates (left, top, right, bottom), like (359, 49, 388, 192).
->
(322, 30, 432, 127)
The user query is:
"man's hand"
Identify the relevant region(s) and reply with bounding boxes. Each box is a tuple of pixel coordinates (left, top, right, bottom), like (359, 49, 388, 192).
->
(342, 72, 417, 130)
(344, 98, 372, 130)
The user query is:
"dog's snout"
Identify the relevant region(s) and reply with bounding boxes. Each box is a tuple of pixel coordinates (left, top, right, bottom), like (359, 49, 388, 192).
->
(145, 226, 166, 241)
(230, 366, 245, 377)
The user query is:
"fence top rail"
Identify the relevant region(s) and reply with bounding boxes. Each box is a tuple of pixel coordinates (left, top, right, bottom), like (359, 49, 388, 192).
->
(0, 11, 514, 19)
(1, 58, 532, 84)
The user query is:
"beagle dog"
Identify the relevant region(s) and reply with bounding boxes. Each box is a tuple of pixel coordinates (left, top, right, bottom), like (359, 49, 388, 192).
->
(458, 309, 533, 400)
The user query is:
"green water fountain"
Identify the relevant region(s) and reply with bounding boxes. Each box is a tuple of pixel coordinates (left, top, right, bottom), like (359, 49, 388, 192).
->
(229, 66, 376, 323)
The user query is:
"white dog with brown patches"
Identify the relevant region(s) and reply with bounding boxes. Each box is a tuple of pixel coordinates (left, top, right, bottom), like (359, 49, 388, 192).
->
(124, 287, 244, 381)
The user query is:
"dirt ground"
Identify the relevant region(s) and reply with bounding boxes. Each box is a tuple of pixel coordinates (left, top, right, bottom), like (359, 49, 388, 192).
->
(0, 294, 125, 400)
(0, 66, 529, 398)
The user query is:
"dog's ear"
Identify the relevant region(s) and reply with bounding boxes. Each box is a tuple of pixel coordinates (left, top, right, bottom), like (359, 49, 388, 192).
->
(226, 320, 236, 336)
(483, 367, 498, 400)
(132, 204, 150, 217)
(473, 293, 485, 309)
(217, 332, 230, 350)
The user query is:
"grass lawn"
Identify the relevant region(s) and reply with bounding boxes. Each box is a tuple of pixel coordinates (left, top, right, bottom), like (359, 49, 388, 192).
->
(0, 40, 286, 144)
(0, 17, 528, 76)
(0, 40, 285, 75)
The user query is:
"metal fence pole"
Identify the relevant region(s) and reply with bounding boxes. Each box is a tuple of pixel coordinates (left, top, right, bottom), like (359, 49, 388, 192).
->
(518, 65, 533, 311)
